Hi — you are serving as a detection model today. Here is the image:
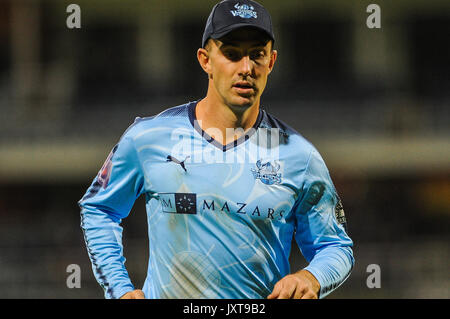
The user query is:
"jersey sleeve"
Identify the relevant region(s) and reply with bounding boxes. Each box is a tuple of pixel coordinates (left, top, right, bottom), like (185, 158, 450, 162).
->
(294, 147, 354, 298)
(78, 131, 145, 299)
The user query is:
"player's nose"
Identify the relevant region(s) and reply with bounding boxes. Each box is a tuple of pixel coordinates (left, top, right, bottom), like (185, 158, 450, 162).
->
(238, 55, 252, 77)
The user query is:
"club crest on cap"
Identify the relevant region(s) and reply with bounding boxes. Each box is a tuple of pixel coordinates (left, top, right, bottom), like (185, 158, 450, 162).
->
(230, 3, 257, 19)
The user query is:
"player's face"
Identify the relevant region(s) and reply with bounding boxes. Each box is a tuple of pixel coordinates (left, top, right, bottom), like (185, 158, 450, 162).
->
(202, 28, 277, 110)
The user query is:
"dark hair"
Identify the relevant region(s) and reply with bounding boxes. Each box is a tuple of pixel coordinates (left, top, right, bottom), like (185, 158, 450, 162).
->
(204, 38, 219, 51)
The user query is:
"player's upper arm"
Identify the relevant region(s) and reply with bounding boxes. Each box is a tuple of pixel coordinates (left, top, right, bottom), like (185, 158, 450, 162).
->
(79, 131, 145, 222)
(293, 147, 353, 261)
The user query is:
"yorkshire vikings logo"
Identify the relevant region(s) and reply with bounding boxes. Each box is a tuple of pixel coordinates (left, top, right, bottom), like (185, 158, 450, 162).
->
(230, 3, 258, 19)
(251, 160, 282, 185)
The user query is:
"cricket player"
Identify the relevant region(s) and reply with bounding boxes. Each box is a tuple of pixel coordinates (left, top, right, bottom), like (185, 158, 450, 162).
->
(79, 0, 354, 299)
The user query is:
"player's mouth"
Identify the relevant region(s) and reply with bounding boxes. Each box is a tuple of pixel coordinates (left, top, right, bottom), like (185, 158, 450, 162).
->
(232, 82, 255, 95)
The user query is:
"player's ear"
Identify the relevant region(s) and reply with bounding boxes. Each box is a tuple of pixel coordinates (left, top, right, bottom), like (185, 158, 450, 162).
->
(267, 49, 277, 74)
(197, 48, 212, 75)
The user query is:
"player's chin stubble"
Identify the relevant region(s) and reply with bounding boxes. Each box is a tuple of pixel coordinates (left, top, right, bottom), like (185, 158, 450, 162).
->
(227, 94, 257, 112)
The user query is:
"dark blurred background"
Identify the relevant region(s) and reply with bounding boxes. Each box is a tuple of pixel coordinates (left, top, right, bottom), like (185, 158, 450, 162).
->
(0, 0, 448, 298)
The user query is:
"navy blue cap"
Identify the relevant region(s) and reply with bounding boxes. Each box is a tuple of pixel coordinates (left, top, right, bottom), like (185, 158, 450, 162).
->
(202, 0, 275, 48)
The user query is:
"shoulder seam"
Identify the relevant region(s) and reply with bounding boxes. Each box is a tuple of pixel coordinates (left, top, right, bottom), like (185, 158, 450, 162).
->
(154, 103, 191, 119)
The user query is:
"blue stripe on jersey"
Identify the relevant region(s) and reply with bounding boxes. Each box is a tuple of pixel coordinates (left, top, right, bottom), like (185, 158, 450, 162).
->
(80, 212, 113, 297)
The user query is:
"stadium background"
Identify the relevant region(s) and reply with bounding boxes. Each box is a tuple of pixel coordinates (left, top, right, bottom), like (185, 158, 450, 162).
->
(0, 0, 448, 298)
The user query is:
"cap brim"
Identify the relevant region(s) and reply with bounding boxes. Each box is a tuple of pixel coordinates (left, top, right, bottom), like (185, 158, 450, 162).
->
(209, 23, 274, 44)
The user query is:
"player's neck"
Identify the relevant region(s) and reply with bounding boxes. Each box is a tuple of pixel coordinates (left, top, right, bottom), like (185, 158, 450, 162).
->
(196, 96, 260, 146)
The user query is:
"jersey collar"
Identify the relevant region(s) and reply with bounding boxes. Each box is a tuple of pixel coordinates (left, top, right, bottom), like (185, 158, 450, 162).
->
(187, 100, 264, 152)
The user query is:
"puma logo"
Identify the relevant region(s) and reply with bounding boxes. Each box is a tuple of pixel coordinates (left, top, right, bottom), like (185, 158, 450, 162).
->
(166, 155, 190, 172)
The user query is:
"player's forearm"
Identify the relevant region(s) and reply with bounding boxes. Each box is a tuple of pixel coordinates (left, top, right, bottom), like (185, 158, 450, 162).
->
(80, 206, 135, 299)
(303, 245, 354, 298)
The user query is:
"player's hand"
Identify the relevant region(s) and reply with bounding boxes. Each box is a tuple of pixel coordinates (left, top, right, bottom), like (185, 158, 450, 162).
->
(120, 289, 145, 299)
(267, 270, 320, 299)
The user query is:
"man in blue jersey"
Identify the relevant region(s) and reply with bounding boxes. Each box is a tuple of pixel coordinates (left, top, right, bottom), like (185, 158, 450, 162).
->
(79, 0, 354, 299)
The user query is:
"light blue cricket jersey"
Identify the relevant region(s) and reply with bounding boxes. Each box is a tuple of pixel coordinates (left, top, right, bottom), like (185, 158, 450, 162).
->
(79, 100, 354, 299)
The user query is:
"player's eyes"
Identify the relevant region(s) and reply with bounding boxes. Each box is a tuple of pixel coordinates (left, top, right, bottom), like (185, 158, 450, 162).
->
(222, 48, 265, 62)
(250, 51, 265, 60)
(223, 50, 240, 61)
